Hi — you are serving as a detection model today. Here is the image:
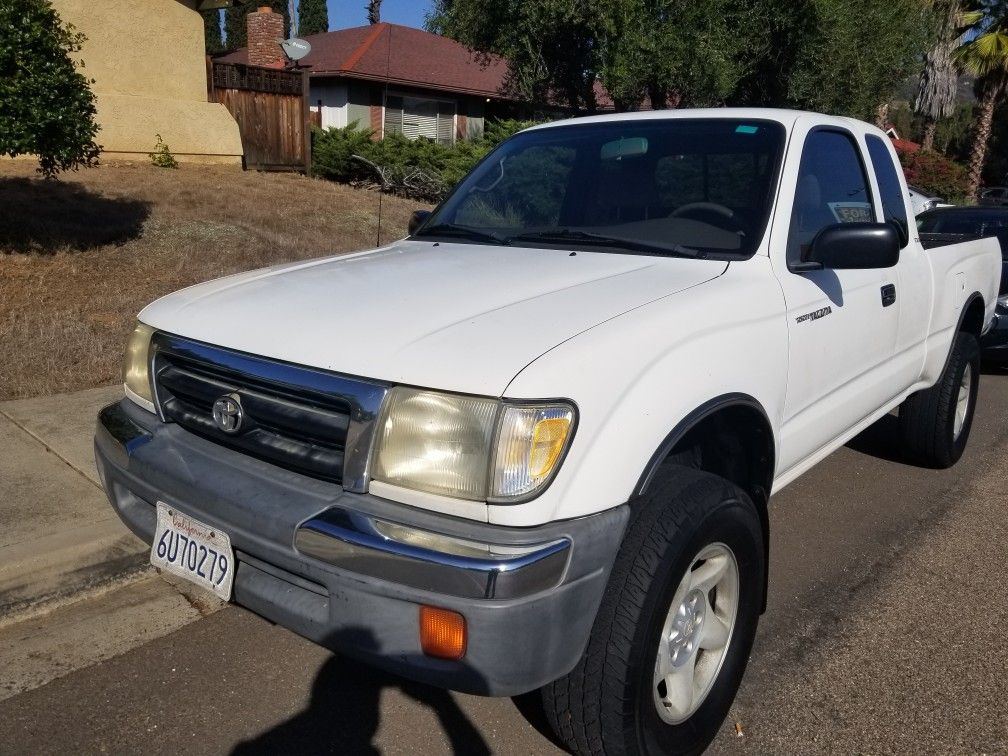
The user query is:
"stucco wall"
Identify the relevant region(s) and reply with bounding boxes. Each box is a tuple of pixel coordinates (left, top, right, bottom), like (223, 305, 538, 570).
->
(51, 0, 242, 163)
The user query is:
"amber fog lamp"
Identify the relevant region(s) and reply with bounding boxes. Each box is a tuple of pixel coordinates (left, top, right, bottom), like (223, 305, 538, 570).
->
(419, 605, 467, 660)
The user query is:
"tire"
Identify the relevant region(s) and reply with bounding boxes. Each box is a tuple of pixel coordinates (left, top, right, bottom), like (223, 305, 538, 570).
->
(541, 465, 764, 756)
(899, 331, 980, 469)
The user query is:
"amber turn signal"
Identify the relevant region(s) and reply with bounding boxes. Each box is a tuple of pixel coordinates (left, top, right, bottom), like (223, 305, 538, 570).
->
(419, 605, 467, 660)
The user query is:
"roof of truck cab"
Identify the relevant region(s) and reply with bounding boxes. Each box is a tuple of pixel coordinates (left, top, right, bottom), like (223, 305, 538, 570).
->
(527, 108, 869, 132)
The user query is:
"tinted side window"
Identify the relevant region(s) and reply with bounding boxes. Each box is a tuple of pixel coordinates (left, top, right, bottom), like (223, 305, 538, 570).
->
(866, 135, 909, 246)
(788, 130, 875, 262)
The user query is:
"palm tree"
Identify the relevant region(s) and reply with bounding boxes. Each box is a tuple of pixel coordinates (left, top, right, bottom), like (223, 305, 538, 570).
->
(956, 2, 1008, 200)
(915, 0, 967, 151)
(367, 0, 382, 24)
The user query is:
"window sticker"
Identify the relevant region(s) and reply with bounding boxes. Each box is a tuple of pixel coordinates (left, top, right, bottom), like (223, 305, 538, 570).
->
(828, 201, 873, 223)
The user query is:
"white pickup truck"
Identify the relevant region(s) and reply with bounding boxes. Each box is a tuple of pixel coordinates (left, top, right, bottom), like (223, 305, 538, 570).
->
(96, 109, 1000, 755)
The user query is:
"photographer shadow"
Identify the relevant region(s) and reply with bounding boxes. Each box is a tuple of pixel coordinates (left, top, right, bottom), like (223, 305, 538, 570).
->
(231, 628, 491, 756)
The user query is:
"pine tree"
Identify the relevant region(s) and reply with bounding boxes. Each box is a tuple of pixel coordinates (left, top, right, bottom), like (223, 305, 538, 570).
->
(224, 5, 246, 48)
(201, 8, 223, 54)
(298, 0, 329, 35)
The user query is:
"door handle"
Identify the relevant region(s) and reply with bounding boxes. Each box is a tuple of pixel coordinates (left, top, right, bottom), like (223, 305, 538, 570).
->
(881, 283, 896, 307)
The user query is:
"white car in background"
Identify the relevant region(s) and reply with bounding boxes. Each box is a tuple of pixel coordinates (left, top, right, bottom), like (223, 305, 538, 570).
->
(908, 184, 948, 215)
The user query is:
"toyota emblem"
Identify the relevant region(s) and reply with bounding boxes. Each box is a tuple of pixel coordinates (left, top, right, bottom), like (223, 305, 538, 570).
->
(212, 392, 244, 434)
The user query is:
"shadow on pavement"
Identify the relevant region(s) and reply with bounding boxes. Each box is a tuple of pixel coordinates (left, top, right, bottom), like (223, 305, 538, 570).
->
(510, 690, 568, 751)
(0, 177, 150, 254)
(845, 412, 906, 464)
(231, 628, 491, 756)
(847, 365, 1006, 463)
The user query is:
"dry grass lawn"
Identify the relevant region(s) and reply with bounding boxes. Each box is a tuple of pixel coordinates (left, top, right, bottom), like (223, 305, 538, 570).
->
(0, 160, 423, 400)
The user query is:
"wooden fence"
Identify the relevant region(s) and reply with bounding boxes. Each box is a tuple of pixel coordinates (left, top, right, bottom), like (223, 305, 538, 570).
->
(210, 62, 310, 172)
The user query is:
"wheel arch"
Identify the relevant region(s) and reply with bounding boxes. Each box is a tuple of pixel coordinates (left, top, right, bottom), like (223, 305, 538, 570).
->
(633, 393, 775, 501)
(960, 292, 986, 338)
(633, 393, 775, 610)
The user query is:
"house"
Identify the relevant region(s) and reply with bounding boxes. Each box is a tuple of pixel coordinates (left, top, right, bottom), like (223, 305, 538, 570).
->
(221, 20, 610, 145)
(50, 0, 243, 163)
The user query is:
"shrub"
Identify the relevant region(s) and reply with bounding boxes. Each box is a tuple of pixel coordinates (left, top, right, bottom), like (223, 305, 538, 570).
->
(310, 121, 377, 182)
(149, 134, 178, 169)
(311, 118, 543, 202)
(895, 145, 968, 204)
(0, 0, 101, 177)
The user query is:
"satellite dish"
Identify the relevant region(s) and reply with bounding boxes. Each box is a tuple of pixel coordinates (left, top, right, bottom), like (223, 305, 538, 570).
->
(281, 38, 311, 61)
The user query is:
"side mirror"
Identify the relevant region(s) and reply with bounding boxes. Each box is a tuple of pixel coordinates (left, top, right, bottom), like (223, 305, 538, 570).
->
(408, 210, 431, 236)
(793, 222, 900, 272)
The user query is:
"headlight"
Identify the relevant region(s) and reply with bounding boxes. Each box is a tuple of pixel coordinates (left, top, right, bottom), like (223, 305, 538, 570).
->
(371, 387, 575, 503)
(122, 321, 155, 408)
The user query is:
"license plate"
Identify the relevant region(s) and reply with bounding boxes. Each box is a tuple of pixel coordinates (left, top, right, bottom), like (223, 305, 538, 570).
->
(151, 502, 235, 600)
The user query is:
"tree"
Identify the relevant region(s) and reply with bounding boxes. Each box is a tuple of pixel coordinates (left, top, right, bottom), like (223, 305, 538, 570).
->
(0, 0, 100, 177)
(202, 8, 224, 54)
(299, 0, 328, 34)
(432, 0, 936, 117)
(915, 1, 967, 151)
(955, 1, 1008, 199)
(599, 0, 760, 110)
(224, 5, 247, 48)
(429, 0, 606, 109)
(782, 0, 938, 120)
(368, 0, 382, 24)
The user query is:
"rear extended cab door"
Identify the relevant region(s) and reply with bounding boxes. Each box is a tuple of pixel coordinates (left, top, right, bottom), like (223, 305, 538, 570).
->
(861, 133, 933, 390)
(769, 116, 904, 478)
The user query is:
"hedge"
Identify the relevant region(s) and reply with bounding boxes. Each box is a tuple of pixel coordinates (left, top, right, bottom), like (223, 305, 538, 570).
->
(311, 119, 538, 202)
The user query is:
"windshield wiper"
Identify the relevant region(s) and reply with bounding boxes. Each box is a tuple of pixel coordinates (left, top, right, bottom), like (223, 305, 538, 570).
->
(506, 229, 708, 258)
(413, 223, 508, 245)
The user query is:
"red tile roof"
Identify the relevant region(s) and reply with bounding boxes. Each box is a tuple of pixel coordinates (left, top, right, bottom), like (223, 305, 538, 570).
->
(891, 138, 921, 154)
(220, 23, 512, 99)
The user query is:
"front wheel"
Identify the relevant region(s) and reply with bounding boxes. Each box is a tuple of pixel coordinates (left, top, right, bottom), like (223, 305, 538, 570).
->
(541, 466, 764, 756)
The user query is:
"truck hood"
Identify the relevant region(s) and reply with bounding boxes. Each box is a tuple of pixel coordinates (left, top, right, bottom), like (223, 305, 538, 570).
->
(140, 240, 726, 396)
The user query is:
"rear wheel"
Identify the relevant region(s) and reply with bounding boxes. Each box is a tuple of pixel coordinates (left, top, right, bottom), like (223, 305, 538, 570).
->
(899, 331, 980, 468)
(541, 465, 764, 756)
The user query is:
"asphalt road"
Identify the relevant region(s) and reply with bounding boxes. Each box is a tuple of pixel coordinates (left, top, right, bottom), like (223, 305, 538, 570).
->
(2, 371, 1007, 755)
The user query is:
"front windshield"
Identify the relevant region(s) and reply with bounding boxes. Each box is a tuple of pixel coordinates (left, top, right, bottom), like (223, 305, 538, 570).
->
(416, 118, 786, 258)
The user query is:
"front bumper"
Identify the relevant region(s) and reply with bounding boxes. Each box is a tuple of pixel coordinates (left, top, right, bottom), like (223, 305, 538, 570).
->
(95, 400, 627, 696)
(982, 303, 1008, 363)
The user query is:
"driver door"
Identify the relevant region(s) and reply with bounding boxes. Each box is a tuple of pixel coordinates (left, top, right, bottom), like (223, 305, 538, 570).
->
(771, 121, 900, 475)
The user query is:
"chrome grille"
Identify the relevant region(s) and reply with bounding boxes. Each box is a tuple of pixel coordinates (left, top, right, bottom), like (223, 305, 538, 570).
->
(151, 333, 388, 490)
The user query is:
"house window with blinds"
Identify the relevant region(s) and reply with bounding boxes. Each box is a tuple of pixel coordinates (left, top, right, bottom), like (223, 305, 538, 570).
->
(384, 94, 456, 145)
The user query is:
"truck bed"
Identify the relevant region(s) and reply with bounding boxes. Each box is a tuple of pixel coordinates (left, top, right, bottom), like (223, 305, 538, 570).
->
(919, 232, 987, 250)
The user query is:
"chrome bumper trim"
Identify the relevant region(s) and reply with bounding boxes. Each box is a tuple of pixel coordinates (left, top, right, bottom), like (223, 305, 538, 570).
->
(96, 401, 153, 468)
(295, 508, 571, 600)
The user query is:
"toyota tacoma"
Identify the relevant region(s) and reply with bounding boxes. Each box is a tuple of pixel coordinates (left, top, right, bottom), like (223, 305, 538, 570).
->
(96, 109, 1001, 755)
